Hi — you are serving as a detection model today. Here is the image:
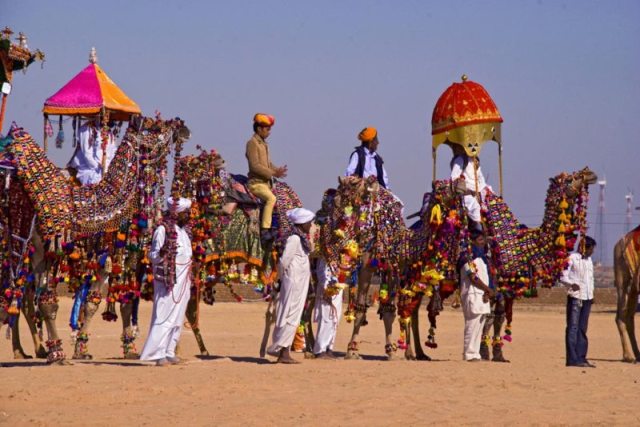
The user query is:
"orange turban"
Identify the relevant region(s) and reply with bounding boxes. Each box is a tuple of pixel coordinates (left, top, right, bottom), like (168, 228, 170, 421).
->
(358, 127, 377, 142)
(254, 113, 275, 127)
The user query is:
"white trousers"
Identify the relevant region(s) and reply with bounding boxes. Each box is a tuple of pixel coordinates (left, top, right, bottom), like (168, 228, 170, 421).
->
(313, 258, 342, 354)
(140, 278, 190, 361)
(463, 194, 482, 223)
(463, 313, 486, 360)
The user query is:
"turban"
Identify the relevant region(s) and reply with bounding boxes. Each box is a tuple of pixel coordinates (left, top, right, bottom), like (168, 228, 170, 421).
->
(253, 113, 275, 127)
(358, 127, 377, 142)
(167, 197, 192, 213)
(286, 208, 315, 225)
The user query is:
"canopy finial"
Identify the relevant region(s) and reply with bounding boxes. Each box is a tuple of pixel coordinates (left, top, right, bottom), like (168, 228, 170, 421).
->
(89, 47, 98, 64)
(461, 74, 468, 82)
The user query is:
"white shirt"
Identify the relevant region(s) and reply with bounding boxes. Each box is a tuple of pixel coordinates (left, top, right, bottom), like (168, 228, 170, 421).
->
(460, 257, 491, 315)
(561, 252, 594, 300)
(68, 123, 117, 185)
(451, 155, 488, 193)
(345, 147, 389, 188)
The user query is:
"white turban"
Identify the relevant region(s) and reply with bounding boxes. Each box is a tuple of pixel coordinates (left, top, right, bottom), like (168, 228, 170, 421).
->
(286, 208, 315, 225)
(167, 197, 192, 213)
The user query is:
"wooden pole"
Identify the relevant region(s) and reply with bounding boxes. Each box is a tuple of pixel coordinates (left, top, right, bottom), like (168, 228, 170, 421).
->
(0, 93, 7, 135)
(498, 141, 504, 197)
(43, 115, 48, 152)
(432, 147, 437, 182)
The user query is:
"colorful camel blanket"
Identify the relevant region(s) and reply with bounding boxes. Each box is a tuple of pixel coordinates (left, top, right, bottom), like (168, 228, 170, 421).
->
(4, 127, 73, 237)
(624, 226, 640, 279)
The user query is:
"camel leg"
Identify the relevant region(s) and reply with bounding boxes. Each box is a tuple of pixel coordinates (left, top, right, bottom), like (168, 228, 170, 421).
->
(21, 288, 47, 358)
(185, 295, 210, 356)
(411, 299, 431, 361)
(12, 287, 45, 359)
(480, 301, 494, 361)
(345, 265, 372, 360)
(614, 241, 636, 362)
(10, 313, 31, 359)
(382, 304, 398, 361)
(72, 300, 100, 360)
(624, 282, 639, 360)
(38, 290, 67, 364)
(120, 301, 140, 359)
(259, 297, 277, 358)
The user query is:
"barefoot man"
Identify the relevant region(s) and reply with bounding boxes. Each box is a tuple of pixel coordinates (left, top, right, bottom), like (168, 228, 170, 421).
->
(140, 197, 193, 366)
(267, 208, 315, 364)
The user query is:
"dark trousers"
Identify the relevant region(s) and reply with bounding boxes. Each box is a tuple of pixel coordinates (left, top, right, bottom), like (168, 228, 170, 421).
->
(565, 296, 592, 366)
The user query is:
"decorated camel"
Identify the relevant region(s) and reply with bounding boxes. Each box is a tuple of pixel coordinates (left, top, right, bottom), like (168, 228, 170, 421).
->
(0, 117, 190, 363)
(613, 225, 640, 362)
(398, 167, 597, 360)
(317, 175, 411, 360)
(167, 148, 302, 357)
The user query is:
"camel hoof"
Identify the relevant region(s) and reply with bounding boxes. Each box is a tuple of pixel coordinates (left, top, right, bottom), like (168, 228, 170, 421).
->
(345, 351, 362, 360)
(36, 348, 48, 359)
(13, 349, 33, 360)
(404, 351, 416, 361)
(72, 354, 93, 360)
(124, 352, 140, 360)
(416, 353, 432, 361)
(200, 350, 210, 357)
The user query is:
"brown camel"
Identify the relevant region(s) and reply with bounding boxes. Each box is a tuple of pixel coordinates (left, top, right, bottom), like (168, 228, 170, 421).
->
(614, 225, 640, 363)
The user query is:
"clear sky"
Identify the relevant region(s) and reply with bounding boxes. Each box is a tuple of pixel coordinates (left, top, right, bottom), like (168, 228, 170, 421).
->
(3, 0, 639, 265)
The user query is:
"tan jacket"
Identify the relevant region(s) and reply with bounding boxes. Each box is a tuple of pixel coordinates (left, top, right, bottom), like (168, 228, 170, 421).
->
(246, 134, 276, 182)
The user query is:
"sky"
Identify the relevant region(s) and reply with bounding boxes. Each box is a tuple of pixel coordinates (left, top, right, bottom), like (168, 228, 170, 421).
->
(3, 0, 639, 265)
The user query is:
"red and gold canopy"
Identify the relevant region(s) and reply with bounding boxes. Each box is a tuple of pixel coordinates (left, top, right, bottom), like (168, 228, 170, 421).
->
(431, 75, 503, 157)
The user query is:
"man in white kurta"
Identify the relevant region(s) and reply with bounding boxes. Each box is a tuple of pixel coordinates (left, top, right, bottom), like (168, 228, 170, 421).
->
(140, 197, 193, 366)
(68, 122, 117, 185)
(450, 153, 492, 224)
(460, 232, 493, 361)
(313, 257, 342, 359)
(267, 208, 315, 364)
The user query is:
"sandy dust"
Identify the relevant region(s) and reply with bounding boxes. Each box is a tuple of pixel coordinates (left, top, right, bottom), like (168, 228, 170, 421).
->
(1, 298, 639, 426)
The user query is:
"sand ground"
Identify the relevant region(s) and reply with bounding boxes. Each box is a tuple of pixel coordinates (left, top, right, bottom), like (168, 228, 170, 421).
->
(1, 299, 639, 426)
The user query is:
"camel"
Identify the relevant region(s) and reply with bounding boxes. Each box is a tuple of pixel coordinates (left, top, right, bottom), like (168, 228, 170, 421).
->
(316, 176, 411, 360)
(0, 117, 189, 363)
(613, 225, 640, 362)
(168, 148, 303, 357)
(400, 167, 598, 360)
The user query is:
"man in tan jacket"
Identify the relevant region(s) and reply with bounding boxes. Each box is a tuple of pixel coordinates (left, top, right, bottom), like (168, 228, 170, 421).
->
(246, 113, 288, 241)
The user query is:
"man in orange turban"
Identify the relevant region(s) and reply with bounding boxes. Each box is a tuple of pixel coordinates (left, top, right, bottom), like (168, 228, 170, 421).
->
(245, 113, 288, 241)
(345, 126, 389, 188)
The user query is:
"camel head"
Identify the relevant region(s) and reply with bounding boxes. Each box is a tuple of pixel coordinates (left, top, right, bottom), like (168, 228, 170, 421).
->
(562, 167, 598, 198)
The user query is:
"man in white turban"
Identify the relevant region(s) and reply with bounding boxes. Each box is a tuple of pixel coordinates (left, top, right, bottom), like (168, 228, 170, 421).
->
(140, 197, 193, 366)
(267, 208, 315, 364)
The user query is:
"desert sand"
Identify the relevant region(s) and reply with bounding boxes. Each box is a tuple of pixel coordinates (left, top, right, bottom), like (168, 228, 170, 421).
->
(1, 298, 639, 426)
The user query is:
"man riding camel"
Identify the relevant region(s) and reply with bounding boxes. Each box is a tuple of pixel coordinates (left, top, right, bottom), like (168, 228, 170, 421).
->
(245, 113, 288, 242)
(67, 120, 117, 186)
(345, 126, 389, 189)
(450, 146, 492, 231)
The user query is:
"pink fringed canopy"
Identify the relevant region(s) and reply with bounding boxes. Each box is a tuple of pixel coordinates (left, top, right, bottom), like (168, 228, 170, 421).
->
(43, 63, 140, 120)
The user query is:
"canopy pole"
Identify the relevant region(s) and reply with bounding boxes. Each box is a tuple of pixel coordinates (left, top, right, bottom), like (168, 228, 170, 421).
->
(101, 108, 108, 174)
(498, 141, 503, 197)
(0, 93, 7, 136)
(42, 115, 48, 153)
(432, 147, 437, 182)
